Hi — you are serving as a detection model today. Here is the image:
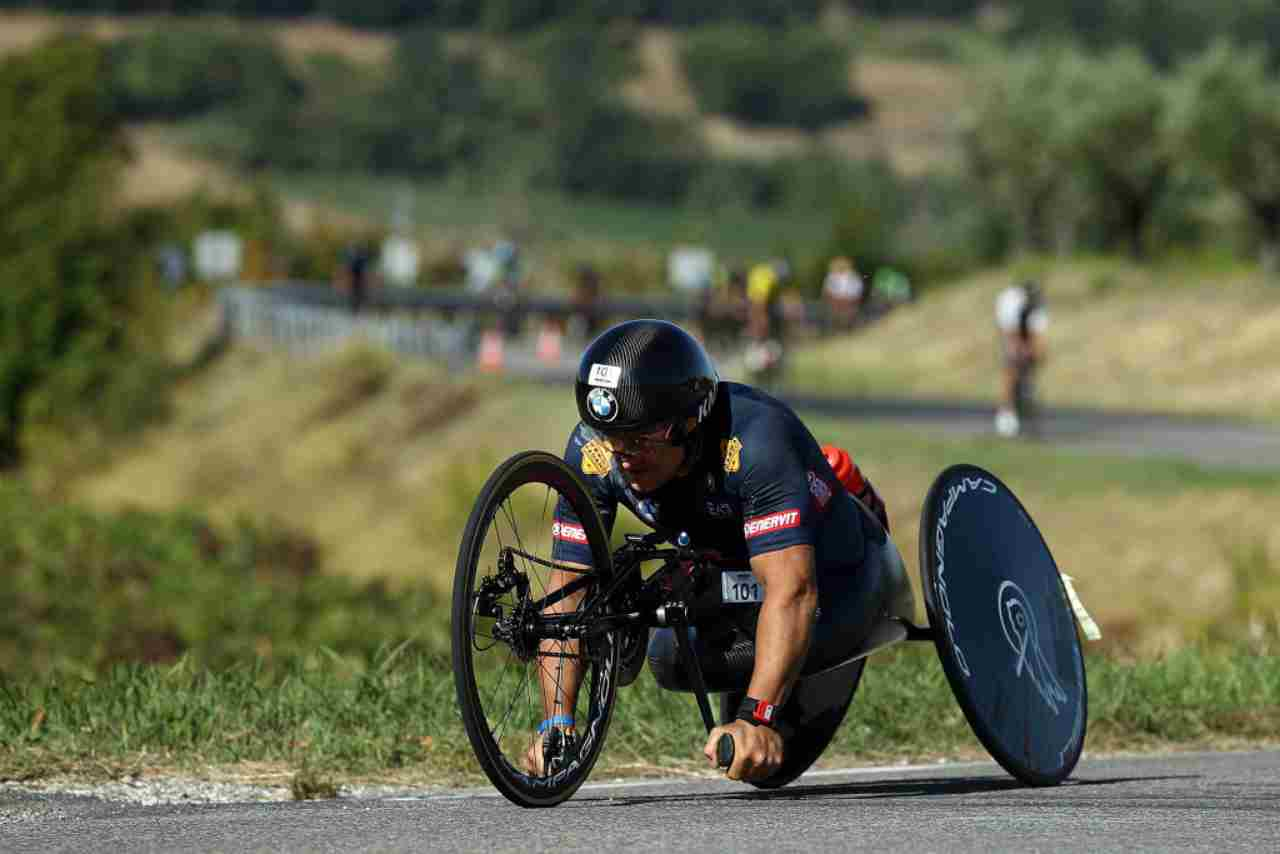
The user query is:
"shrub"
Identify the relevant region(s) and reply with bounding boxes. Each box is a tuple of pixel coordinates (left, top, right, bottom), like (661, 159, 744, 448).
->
(0, 481, 444, 675)
(0, 36, 170, 471)
(106, 25, 300, 121)
(682, 25, 865, 129)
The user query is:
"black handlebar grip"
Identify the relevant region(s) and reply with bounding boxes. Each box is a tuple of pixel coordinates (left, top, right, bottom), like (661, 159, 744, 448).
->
(716, 733, 735, 769)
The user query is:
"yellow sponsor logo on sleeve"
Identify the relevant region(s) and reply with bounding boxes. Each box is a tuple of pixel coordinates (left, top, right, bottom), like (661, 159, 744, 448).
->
(722, 437, 743, 473)
(581, 439, 613, 476)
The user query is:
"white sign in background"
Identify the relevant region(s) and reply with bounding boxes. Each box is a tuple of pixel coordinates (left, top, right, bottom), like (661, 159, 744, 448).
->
(193, 231, 243, 281)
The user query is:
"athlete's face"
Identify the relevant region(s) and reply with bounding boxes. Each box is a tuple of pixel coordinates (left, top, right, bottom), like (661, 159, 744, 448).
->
(602, 425, 686, 494)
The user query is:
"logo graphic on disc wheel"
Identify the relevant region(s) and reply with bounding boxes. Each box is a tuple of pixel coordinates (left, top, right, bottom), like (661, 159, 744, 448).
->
(586, 387, 618, 422)
(998, 580, 1069, 714)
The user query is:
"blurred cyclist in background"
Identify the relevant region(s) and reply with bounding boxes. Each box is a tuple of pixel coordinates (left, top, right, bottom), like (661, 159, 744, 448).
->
(994, 279, 1048, 437)
(743, 258, 789, 384)
(822, 256, 864, 331)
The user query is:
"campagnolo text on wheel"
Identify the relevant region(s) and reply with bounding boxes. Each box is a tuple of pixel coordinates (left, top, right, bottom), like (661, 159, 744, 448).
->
(451, 319, 1098, 807)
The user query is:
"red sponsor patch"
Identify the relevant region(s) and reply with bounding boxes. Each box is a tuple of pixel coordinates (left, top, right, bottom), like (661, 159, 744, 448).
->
(742, 509, 801, 539)
(552, 520, 588, 544)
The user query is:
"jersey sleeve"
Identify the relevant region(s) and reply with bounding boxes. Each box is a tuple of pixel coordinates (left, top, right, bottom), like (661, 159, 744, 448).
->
(552, 424, 619, 566)
(737, 417, 821, 559)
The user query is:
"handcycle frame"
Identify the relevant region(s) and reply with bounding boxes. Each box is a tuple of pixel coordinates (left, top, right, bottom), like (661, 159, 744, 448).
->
(483, 519, 932, 757)
(459, 454, 1088, 804)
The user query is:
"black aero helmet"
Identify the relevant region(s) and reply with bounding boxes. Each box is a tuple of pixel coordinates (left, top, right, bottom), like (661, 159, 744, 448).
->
(575, 319, 719, 435)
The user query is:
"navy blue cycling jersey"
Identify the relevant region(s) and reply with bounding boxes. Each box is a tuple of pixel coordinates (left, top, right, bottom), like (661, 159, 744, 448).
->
(552, 382, 866, 571)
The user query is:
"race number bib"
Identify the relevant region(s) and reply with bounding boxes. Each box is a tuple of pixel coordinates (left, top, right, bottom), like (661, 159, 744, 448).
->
(721, 570, 763, 604)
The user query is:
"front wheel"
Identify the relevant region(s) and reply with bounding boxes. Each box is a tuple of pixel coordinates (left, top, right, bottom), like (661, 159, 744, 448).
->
(451, 451, 618, 807)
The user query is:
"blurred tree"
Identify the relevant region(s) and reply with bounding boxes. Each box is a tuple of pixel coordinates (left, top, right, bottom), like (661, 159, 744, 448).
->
(682, 25, 864, 129)
(0, 37, 168, 470)
(539, 24, 704, 202)
(1011, 0, 1280, 69)
(1058, 48, 1174, 260)
(1168, 40, 1280, 274)
(372, 28, 503, 174)
(107, 25, 300, 120)
(962, 50, 1075, 254)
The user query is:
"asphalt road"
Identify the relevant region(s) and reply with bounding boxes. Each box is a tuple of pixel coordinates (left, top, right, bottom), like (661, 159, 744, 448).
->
(3, 750, 1277, 853)
(782, 393, 1280, 471)
(497, 341, 1280, 472)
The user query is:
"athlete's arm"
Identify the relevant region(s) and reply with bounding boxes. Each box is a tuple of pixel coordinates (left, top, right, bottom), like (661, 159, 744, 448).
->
(703, 544, 818, 781)
(744, 544, 818, 706)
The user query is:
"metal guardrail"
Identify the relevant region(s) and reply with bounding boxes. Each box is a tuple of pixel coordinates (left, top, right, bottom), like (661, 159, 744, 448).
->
(219, 286, 474, 364)
(217, 281, 888, 371)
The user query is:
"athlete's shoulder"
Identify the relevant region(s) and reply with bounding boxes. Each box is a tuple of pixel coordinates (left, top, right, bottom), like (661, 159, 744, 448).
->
(722, 381, 799, 425)
(564, 422, 616, 479)
(717, 383, 809, 475)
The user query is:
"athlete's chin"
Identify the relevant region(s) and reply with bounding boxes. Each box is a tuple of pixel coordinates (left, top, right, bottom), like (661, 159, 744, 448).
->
(626, 473, 664, 493)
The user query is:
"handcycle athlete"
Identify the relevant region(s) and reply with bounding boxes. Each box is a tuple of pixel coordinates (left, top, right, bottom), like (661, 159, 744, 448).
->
(528, 319, 893, 783)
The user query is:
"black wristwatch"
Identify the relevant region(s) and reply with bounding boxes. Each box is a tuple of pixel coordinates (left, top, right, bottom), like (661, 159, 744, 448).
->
(735, 696, 779, 729)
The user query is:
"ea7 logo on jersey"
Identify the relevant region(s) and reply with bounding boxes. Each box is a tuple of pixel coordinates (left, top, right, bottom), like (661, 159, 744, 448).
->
(552, 521, 588, 544)
(704, 500, 734, 518)
(743, 509, 801, 539)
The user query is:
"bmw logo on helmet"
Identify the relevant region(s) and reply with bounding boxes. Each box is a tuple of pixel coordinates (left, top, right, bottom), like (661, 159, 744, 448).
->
(587, 387, 619, 422)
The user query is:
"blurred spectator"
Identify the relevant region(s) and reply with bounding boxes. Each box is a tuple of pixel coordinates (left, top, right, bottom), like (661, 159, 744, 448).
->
(700, 266, 749, 351)
(569, 262, 603, 339)
(333, 240, 379, 314)
(822, 255, 864, 330)
(156, 243, 188, 291)
(994, 279, 1048, 437)
(491, 240, 524, 337)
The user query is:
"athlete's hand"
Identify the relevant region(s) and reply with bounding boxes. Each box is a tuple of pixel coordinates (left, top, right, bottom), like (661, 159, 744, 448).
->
(704, 720, 784, 782)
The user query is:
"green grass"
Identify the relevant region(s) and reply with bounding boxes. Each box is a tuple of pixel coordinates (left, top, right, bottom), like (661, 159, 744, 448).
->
(3, 645, 1277, 786)
(0, 477, 448, 675)
(268, 171, 834, 262)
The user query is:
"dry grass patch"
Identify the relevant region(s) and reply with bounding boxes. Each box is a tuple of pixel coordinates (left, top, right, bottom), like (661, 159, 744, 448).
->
(791, 261, 1280, 421)
(0, 11, 138, 56)
(267, 19, 392, 68)
(621, 25, 970, 174)
(805, 414, 1280, 655)
(70, 344, 577, 592)
(824, 58, 973, 175)
(118, 124, 246, 209)
(620, 28, 698, 118)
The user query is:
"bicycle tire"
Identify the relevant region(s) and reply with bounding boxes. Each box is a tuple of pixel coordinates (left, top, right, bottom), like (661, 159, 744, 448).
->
(452, 451, 618, 807)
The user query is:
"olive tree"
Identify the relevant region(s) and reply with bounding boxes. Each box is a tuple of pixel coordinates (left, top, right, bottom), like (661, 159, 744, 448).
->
(1058, 48, 1175, 260)
(1169, 40, 1280, 274)
(962, 50, 1076, 254)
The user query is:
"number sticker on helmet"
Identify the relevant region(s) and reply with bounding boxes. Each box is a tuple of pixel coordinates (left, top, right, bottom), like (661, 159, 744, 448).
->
(586, 387, 619, 422)
(588, 363, 621, 388)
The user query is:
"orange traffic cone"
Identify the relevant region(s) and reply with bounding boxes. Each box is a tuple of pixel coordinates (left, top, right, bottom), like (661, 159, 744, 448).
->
(536, 322, 562, 364)
(478, 329, 505, 373)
